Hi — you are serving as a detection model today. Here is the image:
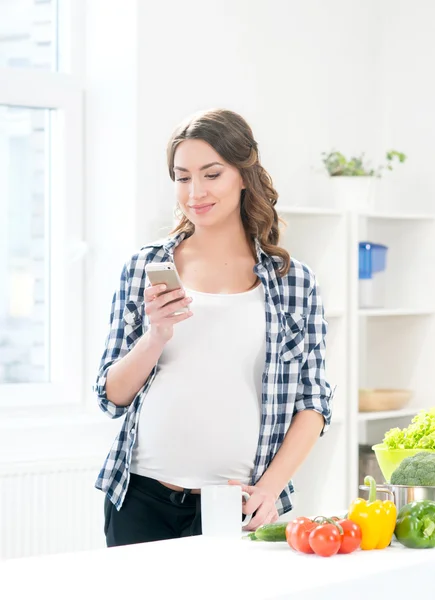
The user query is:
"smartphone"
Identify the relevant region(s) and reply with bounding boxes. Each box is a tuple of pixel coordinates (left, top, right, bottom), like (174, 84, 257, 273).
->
(145, 262, 188, 314)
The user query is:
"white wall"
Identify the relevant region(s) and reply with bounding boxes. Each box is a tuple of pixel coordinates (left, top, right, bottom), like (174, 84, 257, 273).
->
(84, 0, 140, 420)
(376, 0, 435, 213)
(136, 0, 382, 237)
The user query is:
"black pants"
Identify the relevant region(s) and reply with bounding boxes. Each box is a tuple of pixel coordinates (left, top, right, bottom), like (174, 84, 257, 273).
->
(104, 473, 202, 547)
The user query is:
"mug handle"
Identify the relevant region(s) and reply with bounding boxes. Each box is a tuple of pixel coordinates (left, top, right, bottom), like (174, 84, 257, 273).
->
(241, 491, 252, 527)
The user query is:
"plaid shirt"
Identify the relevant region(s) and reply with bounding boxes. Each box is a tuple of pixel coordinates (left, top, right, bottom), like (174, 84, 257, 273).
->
(94, 232, 334, 515)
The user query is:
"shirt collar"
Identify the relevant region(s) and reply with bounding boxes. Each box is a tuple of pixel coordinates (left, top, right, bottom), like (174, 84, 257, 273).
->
(162, 230, 188, 256)
(254, 238, 270, 265)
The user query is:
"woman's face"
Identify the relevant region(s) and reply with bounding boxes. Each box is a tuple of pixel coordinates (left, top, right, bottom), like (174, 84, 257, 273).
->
(173, 139, 245, 228)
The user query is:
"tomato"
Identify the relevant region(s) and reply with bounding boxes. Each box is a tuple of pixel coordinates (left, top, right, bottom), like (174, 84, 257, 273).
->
(285, 522, 295, 548)
(308, 523, 341, 557)
(336, 519, 362, 554)
(285, 517, 313, 550)
(287, 516, 361, 557)
(290, 518, 317, 553)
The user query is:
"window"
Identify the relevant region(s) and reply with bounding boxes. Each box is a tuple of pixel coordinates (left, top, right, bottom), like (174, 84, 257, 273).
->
(0, 106, 50, 385)
(0, 0, 84, 408)
(0, 0, 58, 70)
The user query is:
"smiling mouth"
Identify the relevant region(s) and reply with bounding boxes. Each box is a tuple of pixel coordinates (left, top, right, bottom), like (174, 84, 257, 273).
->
(189, 203, 215, 213)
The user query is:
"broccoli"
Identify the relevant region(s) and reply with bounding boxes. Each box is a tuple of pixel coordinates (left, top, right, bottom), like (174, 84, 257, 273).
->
(390, 452, 435, 486)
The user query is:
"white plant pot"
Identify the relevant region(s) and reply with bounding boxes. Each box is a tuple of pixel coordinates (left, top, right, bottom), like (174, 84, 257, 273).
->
(330, 176, 376, 211)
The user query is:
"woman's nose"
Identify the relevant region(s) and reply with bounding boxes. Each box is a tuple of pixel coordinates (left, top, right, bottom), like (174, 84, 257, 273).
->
(189, 179, 207, 200)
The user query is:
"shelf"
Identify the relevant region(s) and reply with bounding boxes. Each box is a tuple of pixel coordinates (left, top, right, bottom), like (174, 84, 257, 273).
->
(277, 205, 343, 217)
(278, 207, 435, 220)
(359, 308, 434, 318)
(358, 407, 423, 422)
(359, 308, 434, 317)
(362, 212, 435, 221)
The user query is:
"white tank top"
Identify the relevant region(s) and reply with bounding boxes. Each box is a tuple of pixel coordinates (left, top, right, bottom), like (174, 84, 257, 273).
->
(130, 283, 266, 488)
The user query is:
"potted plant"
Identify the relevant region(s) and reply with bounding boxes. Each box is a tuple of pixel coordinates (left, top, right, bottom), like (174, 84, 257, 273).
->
(321, 150, 406, 210)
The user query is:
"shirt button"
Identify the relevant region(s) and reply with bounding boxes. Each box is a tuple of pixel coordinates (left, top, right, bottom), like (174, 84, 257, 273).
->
(130, 428, 136, 436)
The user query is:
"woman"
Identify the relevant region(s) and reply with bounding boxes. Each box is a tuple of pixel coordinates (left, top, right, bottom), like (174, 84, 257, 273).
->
(95, 109, 334, 547)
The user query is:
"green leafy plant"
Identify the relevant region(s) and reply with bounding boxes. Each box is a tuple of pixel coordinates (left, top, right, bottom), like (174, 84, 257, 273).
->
(322, 150, 406, 177)
(383, 408, 435, 450)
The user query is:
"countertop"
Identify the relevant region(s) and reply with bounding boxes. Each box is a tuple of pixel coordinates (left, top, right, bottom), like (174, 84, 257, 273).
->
(1, 535, 434, 600)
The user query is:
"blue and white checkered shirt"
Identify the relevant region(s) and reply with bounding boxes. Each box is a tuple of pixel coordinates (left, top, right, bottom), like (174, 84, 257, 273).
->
(94, 232, 334, 515)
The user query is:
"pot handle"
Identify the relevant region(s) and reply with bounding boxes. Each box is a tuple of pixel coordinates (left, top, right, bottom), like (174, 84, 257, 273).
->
(358, 485, 395, 502)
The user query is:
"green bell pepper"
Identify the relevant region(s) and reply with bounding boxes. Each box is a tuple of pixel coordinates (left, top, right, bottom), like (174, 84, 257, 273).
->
(394, 500, 435, 549)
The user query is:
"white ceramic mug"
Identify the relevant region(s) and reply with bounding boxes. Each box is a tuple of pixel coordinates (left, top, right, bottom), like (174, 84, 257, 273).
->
(201, 484, 252, 539)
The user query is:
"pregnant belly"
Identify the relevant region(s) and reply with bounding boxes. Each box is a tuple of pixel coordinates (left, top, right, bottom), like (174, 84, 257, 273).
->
(132, 379, 261, 488)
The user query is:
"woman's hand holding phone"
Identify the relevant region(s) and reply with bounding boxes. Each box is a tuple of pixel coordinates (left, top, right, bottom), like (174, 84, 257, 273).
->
(104, 283, 191, 406)
(144, 285, 193, 343)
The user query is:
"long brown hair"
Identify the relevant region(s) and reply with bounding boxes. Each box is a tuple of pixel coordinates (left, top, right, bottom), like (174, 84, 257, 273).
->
(167, 109, 290, 276)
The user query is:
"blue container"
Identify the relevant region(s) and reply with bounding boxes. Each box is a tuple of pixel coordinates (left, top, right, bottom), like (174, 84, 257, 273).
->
(359, 242, 388, 280)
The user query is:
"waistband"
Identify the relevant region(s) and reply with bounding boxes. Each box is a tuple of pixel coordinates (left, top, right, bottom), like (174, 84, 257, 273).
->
(129, 473, 198, 507)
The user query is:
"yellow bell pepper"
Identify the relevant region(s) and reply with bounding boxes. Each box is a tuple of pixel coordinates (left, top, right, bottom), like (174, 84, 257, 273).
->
(348, 475, 397, 550)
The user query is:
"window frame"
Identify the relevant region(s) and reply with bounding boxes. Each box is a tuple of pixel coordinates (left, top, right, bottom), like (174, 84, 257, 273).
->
(0, 1, 85, 410)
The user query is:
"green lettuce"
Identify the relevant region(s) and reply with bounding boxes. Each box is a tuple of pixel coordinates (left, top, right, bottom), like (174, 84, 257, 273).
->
(383, 409, 435, 450)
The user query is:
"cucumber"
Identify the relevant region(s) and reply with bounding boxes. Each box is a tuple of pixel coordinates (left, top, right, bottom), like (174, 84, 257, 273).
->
(253, 522, 288, 542)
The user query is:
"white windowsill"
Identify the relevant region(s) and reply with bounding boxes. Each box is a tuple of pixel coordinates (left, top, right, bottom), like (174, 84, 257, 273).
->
(0, 409, 105, 431)
(0, 404, 119, 467)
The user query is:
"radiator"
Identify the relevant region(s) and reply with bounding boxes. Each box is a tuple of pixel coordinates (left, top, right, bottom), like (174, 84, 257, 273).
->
(0, 458, 106, 560)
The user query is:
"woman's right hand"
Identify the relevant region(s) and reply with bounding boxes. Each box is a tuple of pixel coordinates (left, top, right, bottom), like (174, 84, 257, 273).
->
(144, 284, 193, 344)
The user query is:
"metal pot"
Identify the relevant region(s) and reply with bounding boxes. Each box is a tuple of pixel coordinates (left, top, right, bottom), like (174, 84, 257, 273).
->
(359, 484, 435, 513)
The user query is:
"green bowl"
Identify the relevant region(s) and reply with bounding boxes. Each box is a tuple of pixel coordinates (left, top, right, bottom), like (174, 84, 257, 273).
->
(372, 444, 435, 483)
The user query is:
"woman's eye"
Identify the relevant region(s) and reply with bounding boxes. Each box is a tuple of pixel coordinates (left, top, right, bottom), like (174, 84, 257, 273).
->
(176, 173, 220, 182)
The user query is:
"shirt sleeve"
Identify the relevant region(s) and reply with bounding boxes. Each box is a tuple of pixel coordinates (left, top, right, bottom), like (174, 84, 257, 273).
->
(93, 264, 131, 418)
(293, 276, 335, 435)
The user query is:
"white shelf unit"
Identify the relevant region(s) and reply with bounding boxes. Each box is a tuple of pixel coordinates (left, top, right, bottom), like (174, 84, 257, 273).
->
(352, 211, 435, 492)
(360, 211, 435, 221)
(277, 204, 343, 217)
(358, 407, 426, 422)
(359, 308, 434, 317)
(277, 205, 435, 517)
